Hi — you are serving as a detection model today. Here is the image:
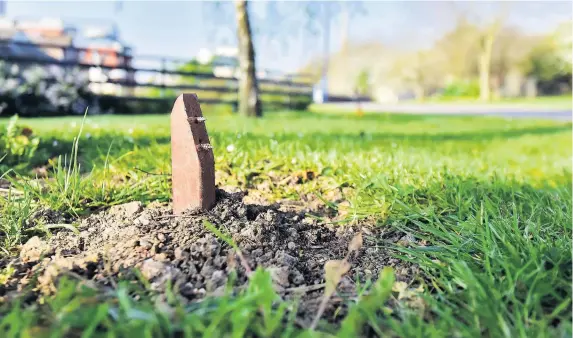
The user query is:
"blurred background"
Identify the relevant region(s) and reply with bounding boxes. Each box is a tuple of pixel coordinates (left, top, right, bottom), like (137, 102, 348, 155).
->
(0, 0, 571, 117)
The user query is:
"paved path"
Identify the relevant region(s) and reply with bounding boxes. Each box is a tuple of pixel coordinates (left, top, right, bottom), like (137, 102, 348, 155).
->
(317, 102, 572, 121)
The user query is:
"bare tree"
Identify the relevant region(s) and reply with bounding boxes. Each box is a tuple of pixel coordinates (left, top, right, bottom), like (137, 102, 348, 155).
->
(204, 1, 367, 116)
(388, 46, 445, 101)
(449, 2, 509, 102)
(235, 0, 261, 117)
(433, 18, 480, 83)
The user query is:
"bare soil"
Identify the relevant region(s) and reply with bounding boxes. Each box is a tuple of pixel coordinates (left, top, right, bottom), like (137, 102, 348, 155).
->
(1, 189, 419, 323)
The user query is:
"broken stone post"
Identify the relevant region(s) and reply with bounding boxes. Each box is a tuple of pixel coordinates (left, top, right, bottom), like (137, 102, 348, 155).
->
(171, 94, 216, 214)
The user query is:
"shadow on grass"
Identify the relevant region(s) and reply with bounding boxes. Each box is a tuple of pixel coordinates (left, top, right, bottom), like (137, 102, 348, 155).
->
(21, 133, 172, 172)
(291, 123, 572, 143)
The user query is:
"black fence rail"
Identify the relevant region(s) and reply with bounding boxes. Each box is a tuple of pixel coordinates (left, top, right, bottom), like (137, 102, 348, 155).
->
(0, 39, 315, 114)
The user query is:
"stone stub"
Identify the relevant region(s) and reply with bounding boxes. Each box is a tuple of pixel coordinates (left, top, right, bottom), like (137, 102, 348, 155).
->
(171, 93, 216, 214)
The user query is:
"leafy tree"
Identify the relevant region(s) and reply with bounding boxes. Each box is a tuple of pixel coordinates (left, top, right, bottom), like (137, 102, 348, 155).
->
(524, 42, 567, 82)
(525, 22, 572, 82)
(520, 26, 572, 95)
(432, 18, 480, 83)
(448, 2, 510, 102)
(554, 21, 573, 71)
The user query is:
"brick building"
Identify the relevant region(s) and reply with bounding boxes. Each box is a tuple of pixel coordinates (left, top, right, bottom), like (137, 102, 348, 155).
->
(82, 26, 134, 95)
(0, 17, 75, 62)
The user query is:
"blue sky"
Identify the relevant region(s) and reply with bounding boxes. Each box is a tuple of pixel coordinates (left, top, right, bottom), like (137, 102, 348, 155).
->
(3, 1, 572, 73)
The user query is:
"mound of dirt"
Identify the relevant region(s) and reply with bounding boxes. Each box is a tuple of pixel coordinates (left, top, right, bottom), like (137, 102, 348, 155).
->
(2, 189, 418, 322)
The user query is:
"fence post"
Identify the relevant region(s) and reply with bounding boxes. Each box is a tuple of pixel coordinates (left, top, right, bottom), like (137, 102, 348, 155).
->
(286, 74, 292, 111)
(160, 58, 166, 98)
(122, 51, 128, 97)
(93, 50, 102, 95)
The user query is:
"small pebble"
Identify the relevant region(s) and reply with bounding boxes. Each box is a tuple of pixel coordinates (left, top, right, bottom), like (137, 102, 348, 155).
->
(139, 240, 152, 249)
(137, 215, 151, 226)
(268, 267, 290, 287)
(290, 269, 305, 285)
(287, 242, 296, 250)
(210, 270, 226, 287)
(287, 228, 299, 240)
(275, 251, 298, 267)
(366, 248, 378, 255)
(302, 217, 314, 225)
(264, 211, 275, 222)
(174, 247, 188, 260)
(154, 253, 168, 261)
(251, 249, 264, 257)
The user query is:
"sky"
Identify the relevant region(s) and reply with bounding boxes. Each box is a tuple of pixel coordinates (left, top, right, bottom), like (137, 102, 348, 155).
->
(2, 0, 572, 73)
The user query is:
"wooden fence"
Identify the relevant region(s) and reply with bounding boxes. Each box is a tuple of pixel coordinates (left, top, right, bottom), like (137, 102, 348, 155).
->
(0, 39, 315, 113)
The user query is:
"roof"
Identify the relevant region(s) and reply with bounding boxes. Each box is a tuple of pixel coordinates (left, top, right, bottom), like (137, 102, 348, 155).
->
(0, 31, 58, 61)
(82, 37, 126, 52)
(27, 34, 73, 47)
(0, 21, 73, 48)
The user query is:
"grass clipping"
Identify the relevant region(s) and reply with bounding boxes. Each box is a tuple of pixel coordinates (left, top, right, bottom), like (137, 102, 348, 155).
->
(310, 232, 363, 329)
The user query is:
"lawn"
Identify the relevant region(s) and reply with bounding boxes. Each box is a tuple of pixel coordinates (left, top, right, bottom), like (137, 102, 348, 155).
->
(309, 95, 573, 114)
(0, 110, 571, 337)
(422, 95, 573, 108)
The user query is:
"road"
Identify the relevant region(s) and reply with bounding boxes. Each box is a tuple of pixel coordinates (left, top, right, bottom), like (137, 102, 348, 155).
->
(316, 102, 573, 121)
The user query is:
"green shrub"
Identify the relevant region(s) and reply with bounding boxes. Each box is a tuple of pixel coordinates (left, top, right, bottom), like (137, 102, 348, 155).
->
(0, 61, 93, 117)
(0, 115, 40, 172)
(441, 79, 480, 98)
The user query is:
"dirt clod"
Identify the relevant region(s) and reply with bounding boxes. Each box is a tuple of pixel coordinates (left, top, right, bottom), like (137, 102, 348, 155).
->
(269, 266, 291, 288)
(110, 201, 142, 218)
(20, 236, 50, 263)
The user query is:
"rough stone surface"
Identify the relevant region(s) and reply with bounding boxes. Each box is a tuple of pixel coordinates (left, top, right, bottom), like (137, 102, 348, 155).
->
(171, 93, 216, 214)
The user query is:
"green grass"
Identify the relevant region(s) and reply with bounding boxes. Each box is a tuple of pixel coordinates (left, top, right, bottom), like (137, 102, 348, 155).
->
(310, 95, 573, 113)
(0, 109, 571, 336)
(426, 95, 573, 108)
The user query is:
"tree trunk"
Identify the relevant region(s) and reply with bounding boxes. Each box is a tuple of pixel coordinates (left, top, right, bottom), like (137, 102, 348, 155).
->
(414, 84, 425, 101)
(478, 33, 495, 102)
(235, 0, 262, 117)
(478, 16, 503, 102)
